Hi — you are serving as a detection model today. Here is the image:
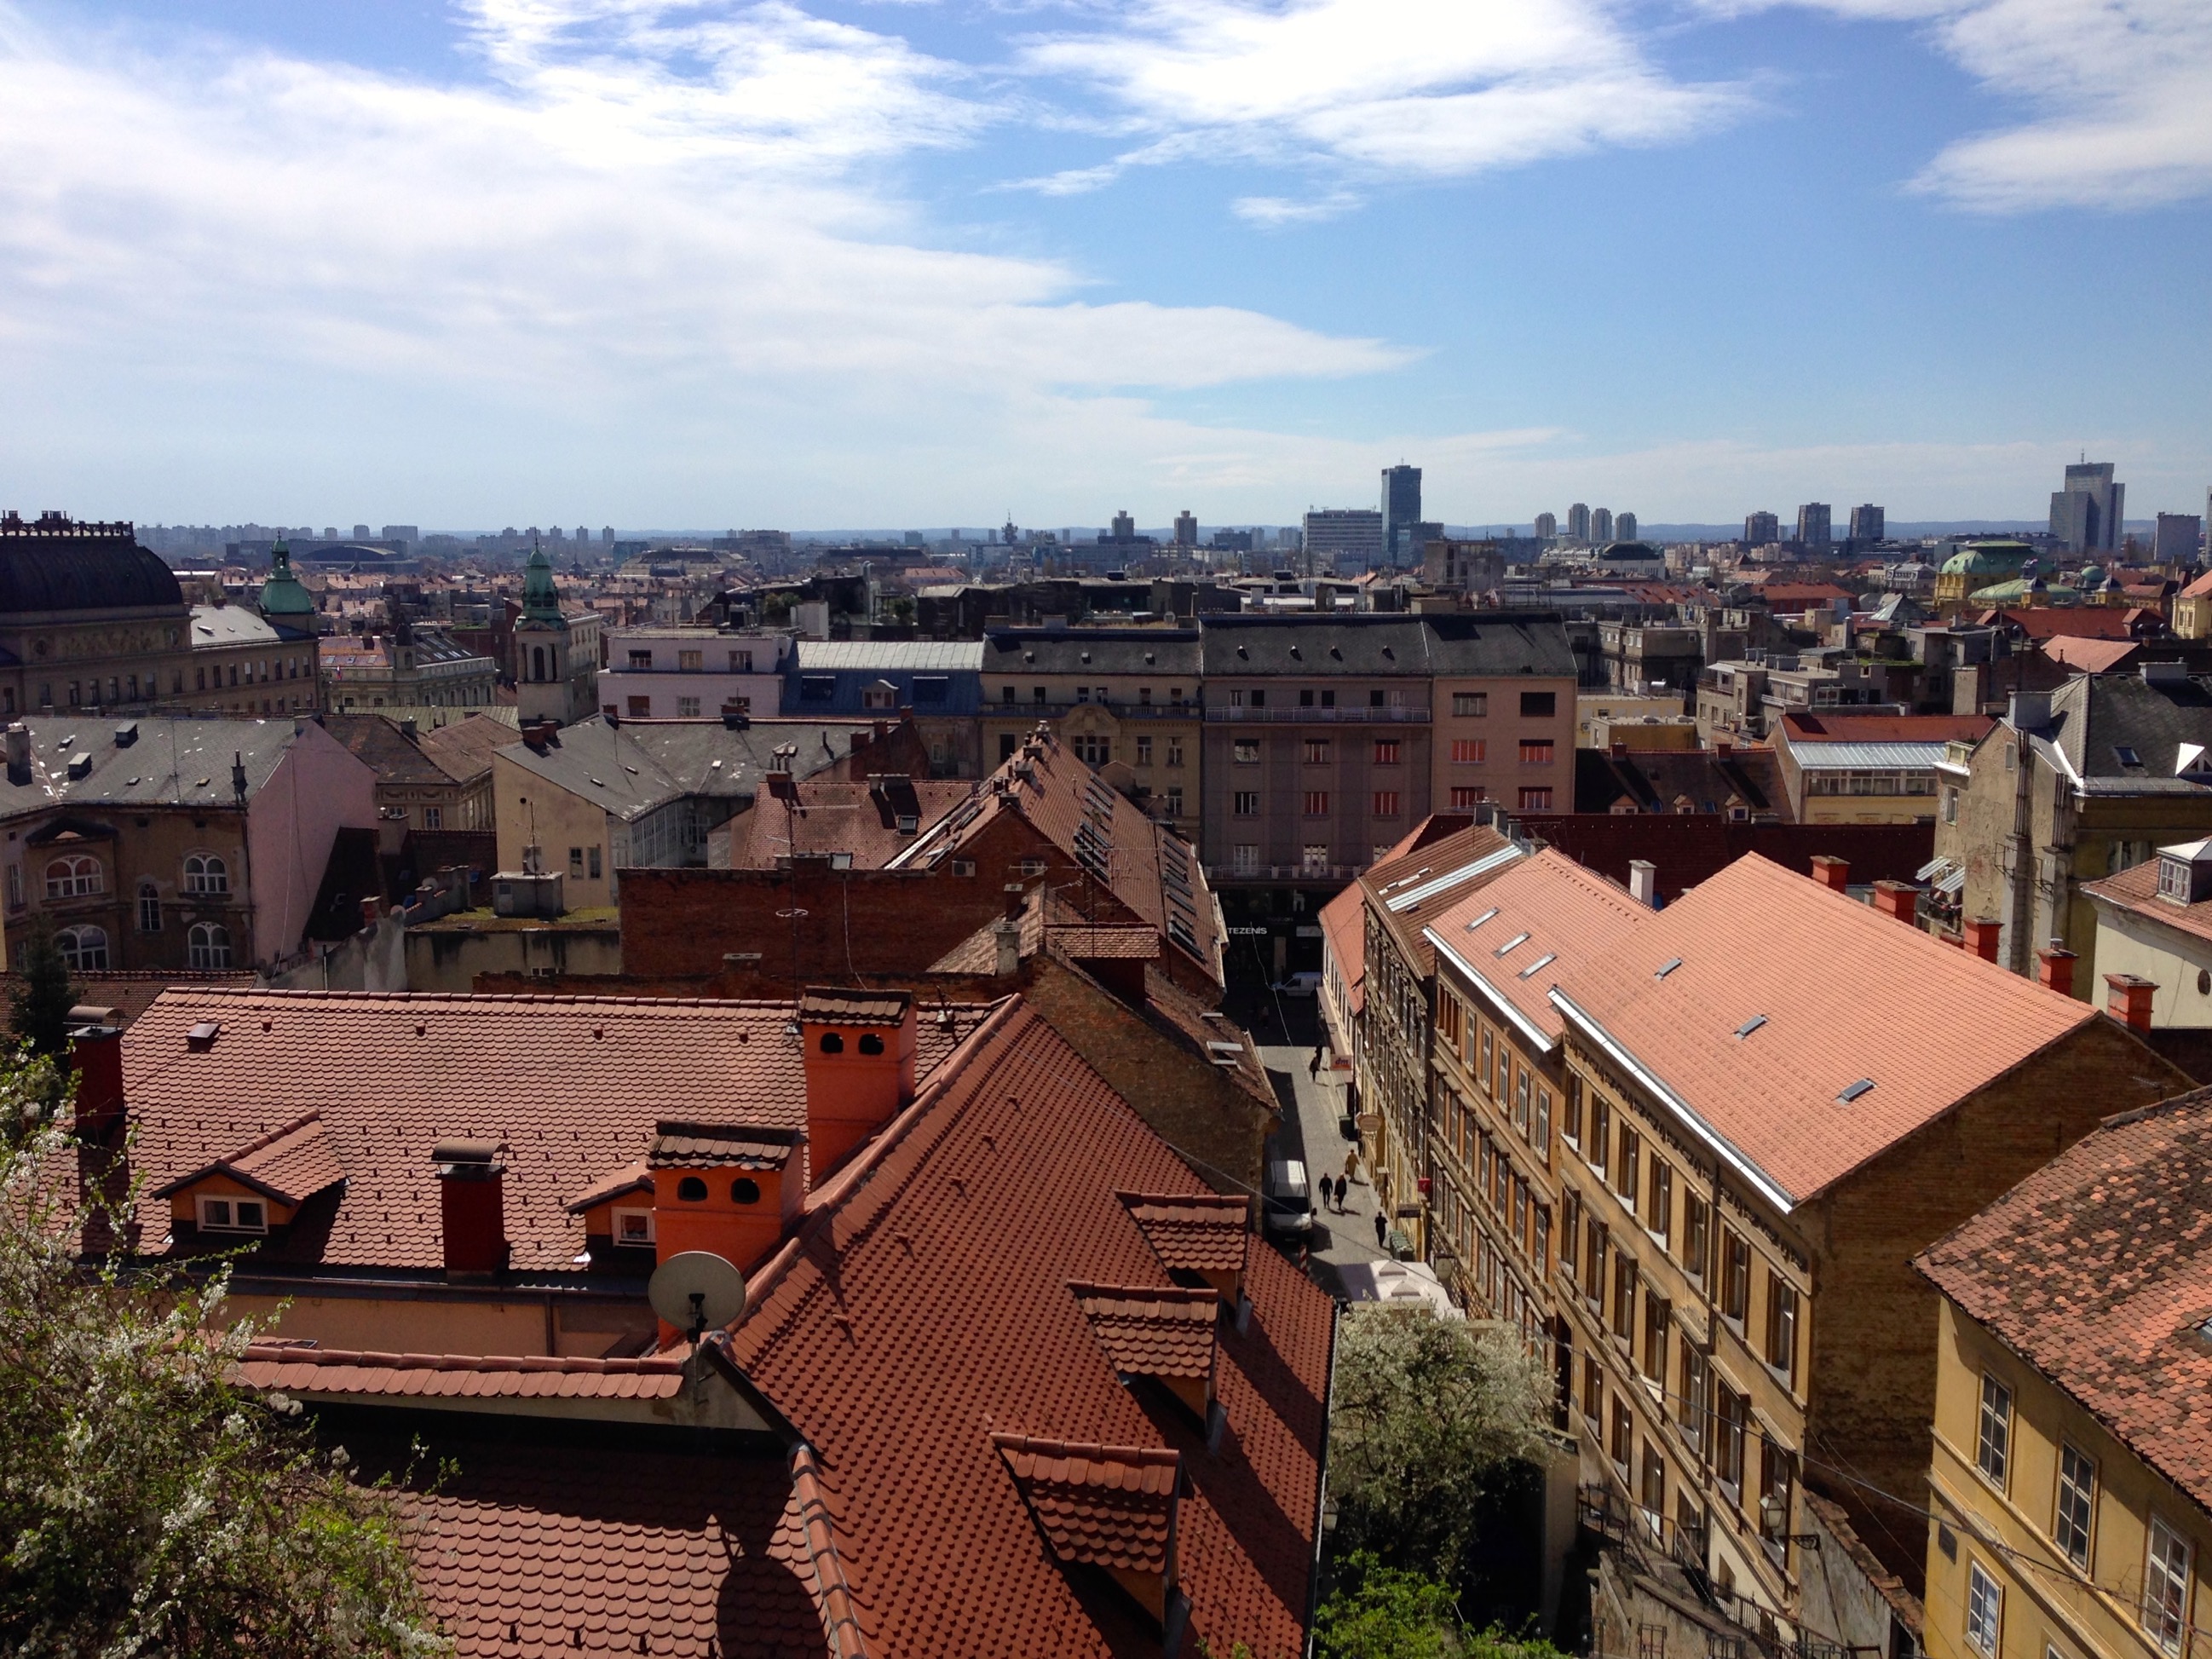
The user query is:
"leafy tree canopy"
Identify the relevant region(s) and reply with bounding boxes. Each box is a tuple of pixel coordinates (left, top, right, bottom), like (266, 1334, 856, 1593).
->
(9, 919, 78, 1060)
(0, 1115, 441, 1656)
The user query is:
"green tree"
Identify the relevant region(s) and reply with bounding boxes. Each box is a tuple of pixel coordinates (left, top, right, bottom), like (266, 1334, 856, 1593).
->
(1327, 1305, 1551, 1580)
(1316, 1552, 1572, 1659)
(0, 1122, 441, 1656)
(9, 919, 78, 1060)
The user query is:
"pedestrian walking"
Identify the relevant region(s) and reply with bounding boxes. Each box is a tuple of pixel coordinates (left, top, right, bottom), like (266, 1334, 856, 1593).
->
(1309, 1045, 1324, 1080)
(1374, 1212, 1388, 1251)
(1333, 1175, 1347, 1212)
(1343, 1148, 1358, 1184)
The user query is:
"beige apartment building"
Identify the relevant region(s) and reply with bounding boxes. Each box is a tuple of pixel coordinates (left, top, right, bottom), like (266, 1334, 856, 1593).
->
(1426, 612, 1578, 817)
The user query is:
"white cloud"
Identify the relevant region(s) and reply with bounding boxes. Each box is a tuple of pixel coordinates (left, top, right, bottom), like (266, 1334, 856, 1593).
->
(0, 1, 1418, 522)
(1706, 0, 2212, 209)
(1017, 0, 1746, 189)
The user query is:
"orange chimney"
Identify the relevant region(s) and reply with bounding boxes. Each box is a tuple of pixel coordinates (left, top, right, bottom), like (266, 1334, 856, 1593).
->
(2104, 973, 2156, 1033)
(799, 988, 918, 1178)
(1871, 880, 1918, 924)
(1810, 855, 1849, 892)
(1961, 917, 2002, 963)
(649, 1122, 803, 1276)
(431, 1140, 507, 1277)
(68, 1022, 125, 1142)
(2037, 943, 2077, 999)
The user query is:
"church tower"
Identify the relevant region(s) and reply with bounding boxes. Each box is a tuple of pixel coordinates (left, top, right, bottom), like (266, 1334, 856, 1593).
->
(514, 543, 594, 725)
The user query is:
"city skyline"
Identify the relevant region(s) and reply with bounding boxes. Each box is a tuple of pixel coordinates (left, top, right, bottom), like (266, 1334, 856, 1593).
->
(1, 0, 2207, 525)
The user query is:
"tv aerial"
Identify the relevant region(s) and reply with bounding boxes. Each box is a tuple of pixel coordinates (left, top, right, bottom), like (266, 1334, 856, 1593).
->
(648, 1251, 749, 1347)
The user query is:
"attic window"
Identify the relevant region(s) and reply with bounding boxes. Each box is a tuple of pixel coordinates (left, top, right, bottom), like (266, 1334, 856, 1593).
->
(1518, 952, 1558, 979)
(613, 1207, 655, 1245)
(197, 1195, 267, 1234)
(1463, 907, 1499, 932)
(2115, 746, 2142, 768)
(1494, 930, 1530, 956)
(1735, 1014, 1768, 1039)
(186, 1020, 221, 1051)
(1654, 958, 1683, 979)
(1836, 1079, 1875, 1103)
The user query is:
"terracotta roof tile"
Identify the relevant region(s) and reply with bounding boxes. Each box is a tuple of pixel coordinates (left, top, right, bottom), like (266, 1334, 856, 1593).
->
(114, 989, 987, 1275)
(795, 988, 911, 1025)
(1424, 849, 1650, 1048)
(150, 1111, 345, 1207)
(723, 778, 975, 871)
(1069, 1283, 1221, 1380)
(730, 1006, 1329, 1658)
(231, 1345, 689, 1401)
(648, 1122, 802, 1169)
(1554, 853, 2094, 1205)
(2083, 858, 2212, 947)
(993, 1433, 1181, 1573)
(562, 1161, 652, 1213)
(1777, 712, 1996, 746)
(1119, 1191, 1252, 1276)
(1916, 1090, 2212, 1512)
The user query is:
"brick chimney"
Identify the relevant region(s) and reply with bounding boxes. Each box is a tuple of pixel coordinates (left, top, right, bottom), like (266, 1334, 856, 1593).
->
(799, 988, 918, 1178)
(2104, 973, 2156, 1033)
(68, 1022, 125, 1142)
(649, 1123, 803, 1276)
(1871, 880, 1918, 924)
(1961, 917, 2002, 963)
(1810, 855, 1849, 892)
(431, 1140, 507, 1277)
(2036, 943, 2077, 999)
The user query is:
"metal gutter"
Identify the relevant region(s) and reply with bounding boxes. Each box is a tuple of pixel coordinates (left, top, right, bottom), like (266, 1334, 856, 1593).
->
(1426, 929, 1558, 1057)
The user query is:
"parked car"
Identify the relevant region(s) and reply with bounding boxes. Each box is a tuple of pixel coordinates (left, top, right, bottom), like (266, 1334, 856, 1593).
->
(1272, 971, 1322, 997)
(1263, 1158, 1313, 1238)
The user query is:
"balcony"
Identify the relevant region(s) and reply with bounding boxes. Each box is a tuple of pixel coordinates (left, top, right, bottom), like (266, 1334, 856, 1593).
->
(1207, 861, 1366, 884)
(1205, 705, 1429, 723)
(990, 700, 1197, 721)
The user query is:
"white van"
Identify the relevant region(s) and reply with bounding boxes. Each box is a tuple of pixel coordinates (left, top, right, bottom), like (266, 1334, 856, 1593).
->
(1263, 1159, 1314, 1237)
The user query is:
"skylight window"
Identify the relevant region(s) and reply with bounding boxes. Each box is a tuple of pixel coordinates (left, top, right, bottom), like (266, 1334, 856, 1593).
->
(1837, 1079, 1876, 1103)
(1518, 953, 1558, 979)
(2115, 746, 2142, 768)
(1494, 931, 1530, 956)
(1655, 958, 1683, 979)
(1735, 1014, 1768, 1039)
(1464, 907, 1498, 932)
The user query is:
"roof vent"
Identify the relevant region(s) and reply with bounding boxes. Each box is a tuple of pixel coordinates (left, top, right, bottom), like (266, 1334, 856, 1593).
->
(186, 1020, 221, 1051)
(1735, 1014, 1768, 1039)
(1836, 1078, 1875, 1103)
(1463, 907, 1499, 932)
(1494, 931, 1530, 956)
(1518, 952, 1557, 979)
(1655, 957, 1683, 979)
(66, 752, 92, 781)
(112, 721, 138, 748)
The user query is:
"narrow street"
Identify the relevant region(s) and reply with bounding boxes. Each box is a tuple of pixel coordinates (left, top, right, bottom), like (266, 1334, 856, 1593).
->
(1224, 973, 1399, 1302)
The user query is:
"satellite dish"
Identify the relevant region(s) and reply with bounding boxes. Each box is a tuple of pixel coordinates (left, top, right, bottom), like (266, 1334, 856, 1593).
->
(648, 1251, 749, 1341)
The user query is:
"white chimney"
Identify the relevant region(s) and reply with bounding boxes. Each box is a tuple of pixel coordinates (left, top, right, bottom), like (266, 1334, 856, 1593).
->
(1628, 859, 1658, 909)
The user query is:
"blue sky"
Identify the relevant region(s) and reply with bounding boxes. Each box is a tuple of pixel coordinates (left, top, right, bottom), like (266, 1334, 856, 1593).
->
(1, 0, 2207, 531)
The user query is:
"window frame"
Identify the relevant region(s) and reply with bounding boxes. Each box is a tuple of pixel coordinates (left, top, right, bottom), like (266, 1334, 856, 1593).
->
(1965, 1561, 2002, 1659)
(2143, 1515, 2194, 1656)
(2054, 1442, 2096, 1571)
(1976, 1372, 2013, 1489)
(182, 852, 230, 896)
(612, 1206, 657, 1247)
(187, 921, 233, 971)
(197, 1193, 268, 1235)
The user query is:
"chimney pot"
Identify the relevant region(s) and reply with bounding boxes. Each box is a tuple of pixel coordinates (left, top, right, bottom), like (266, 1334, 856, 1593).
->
(68, 1024, 125, 1141)
(1610, 740, 1627, 759)
(1003, 882, 1028, 920)
(2036, 942, 2077, 999)
(1871, 880, 1918, 924)
(800, 988, 918, 1179)
(1810, 855, 1850, 892)
(2104, 972, 2157, 1033)
(1962, 916, 2002, 963)
(1627, 859, 1658, 909)
(432, 1141, 507, 1276)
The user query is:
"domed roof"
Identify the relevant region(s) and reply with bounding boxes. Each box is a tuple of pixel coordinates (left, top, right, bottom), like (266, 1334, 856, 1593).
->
(1941, 540, 2030, 577)
(1597, 540, 1661, 560)
(0, 527, 183, 614)
(256, 543, 316, 618)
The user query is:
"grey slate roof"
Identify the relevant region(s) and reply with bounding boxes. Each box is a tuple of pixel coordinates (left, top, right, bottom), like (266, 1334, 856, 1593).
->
(0, 717, 322, 812)
(982, 630, 1201, 677)
(1197, 613, 1574, 677)
(0, 533, 184, 614)
(495, 715, 876, 822)
(189, 604, 285, 647)
(2047, 673, 2212, 784)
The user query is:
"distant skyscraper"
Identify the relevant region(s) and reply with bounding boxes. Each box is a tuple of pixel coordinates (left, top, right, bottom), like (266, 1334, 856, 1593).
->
(1380, 464, 1422, 562)
(2049, 461, 2124, 555)
(1795, 503, 1832, 546)
(1744, 510, 1780, 544)
(1173, 510, 1197, 548)
(1110, 510, 1135, 541)
(1616, 511, 1638, 542)
(2153, 514, 2202, 563)
(1535, 512, 1558, 540)
(352, 522, 372, 539)
(1591, 507, 1615, 543)
(1848, 504, 1885, 544)
(602, 526, 616, 543)
(1567, 503, 1592, 542)
(1305, 509, 1384, 571)
(573, 525, 589, 544)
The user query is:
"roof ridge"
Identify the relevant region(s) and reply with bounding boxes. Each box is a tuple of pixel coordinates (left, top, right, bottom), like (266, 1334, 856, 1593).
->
(788, 1443, 871, 1659)
(236, 1343, 684, 1375)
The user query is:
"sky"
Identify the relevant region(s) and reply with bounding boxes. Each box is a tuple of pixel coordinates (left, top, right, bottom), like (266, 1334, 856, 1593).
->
(0, 0, 2208, 531)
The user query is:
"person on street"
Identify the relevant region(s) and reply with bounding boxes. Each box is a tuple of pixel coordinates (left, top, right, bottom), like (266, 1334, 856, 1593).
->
(1309, 1045, 1324, 1080)
(1337, 1174, 1349, 1211)
(1343, 1148, 1358, 1185)
(1373, 1212, 1388, 1251)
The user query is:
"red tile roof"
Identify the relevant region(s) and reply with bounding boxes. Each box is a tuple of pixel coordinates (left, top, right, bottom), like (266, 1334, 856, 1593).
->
(2084, 857, 2212, 946)
(722, 777, 976, 870)
(1916, 1090, 2212, 1512)
(2042, 635, 2143, 674)
(1553, 853, 2094, 1206)
(993, 1434, 1181, 1575)
(1119, 1191, 1252, 1276)
(1424, 849, 1650, 1047)
(152, 1111, 345, 1207)
(233, 1345, 689, 1402)
(1518, 815, 1935, 906)
(1318, 882, 1367, 1014)
(1982, 606, 2136, 641)
(729, 1003, 1331, 1658)
(649, 1121, 801, 1170)
(1070, 1283, 1222, 1379)
(112, 989, 987, 1275)
(1777, 712, 1996, 746)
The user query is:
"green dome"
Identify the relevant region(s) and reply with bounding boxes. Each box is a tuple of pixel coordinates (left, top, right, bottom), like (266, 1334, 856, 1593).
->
(1942, 540, 2030, 579)
(256, 541, 315, 618)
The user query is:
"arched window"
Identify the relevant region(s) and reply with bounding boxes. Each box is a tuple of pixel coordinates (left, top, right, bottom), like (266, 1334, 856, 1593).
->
(183, 854, 228, 896)
(44, 855, 101, 899)
(187, 922, 232, 970)
(56, 925, 109, 971)
(137, 880, 162, 934)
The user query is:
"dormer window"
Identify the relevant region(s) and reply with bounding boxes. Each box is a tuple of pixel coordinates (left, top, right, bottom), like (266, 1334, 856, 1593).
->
(198, 1195, 267, 1233)
(2156, 841, 2212, 904)
(613, 1207, 656, 1245)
